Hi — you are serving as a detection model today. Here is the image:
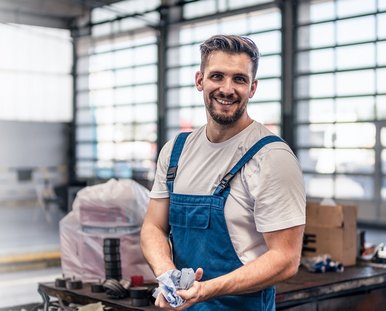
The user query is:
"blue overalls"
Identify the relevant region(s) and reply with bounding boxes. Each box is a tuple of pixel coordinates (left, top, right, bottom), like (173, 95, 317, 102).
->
(166, 132, 284, 311)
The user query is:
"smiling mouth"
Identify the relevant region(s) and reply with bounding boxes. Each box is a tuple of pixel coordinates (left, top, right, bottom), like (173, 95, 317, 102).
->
(214, 98, 237, 105)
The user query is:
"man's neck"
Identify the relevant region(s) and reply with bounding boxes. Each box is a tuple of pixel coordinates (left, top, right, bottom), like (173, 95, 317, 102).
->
(206, 116, 253, 143)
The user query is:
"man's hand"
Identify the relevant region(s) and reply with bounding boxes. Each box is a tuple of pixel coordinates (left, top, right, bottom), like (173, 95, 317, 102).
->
(154, 268, 204, 310)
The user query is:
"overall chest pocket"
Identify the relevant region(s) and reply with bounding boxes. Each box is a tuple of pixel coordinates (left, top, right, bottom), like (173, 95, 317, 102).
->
(169, 193, 211, 229)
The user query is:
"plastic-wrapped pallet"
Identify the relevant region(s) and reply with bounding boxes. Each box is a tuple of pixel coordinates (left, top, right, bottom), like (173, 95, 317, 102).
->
(59, 178, 155, 282)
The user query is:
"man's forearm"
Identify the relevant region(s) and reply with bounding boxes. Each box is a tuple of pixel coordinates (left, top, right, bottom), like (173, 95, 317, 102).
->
(140, 221, 176, 277)
(200, 248, 299, 300)
(196, 225, 304, 301)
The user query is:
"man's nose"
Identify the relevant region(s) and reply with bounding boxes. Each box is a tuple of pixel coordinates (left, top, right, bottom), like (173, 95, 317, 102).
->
(219, 78, 235, 95)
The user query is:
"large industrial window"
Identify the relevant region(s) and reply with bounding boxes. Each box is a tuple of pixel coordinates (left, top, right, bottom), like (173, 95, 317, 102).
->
(0, 23, 72, 122)
(74, 0, 160, 182)
(165, 1, 281, 140)
(295, 0, 386, 223)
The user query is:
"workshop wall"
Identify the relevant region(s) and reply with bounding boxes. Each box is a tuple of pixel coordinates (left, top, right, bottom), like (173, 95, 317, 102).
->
(0, 120, 69, 202)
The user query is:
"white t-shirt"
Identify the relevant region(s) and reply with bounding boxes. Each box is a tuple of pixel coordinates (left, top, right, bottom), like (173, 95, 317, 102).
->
(150, 121, 305, 264)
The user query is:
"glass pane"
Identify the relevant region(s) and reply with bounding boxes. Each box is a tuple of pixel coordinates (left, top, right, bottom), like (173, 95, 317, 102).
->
(95, 161, 114, 179)
(377, 95, 386, 120)
(297, 49, 334, 73)
(335, 123, 375, 148)
(115, 87, 133, 105)
(76, 161, 94, 178)
(133, 84, 157, 103)
(298, 148, 335, 173)
(167, 107, 206, 129)
(299, 148, 374, 174)
(115, 68, 134, 86)
(296, 99, 335, 123)
(380, 0, 386, 10)
(298, 1, 335, 24)
(135, 103, 157, 122)
(337, 0, 376, 18)
(378, 42, 386, 65)
(76, 109, 94, 124)
(96, 125, 114, 141)
(76, 143, 95, 159)
(259, 55, 281, 77)
(229, 0, 272, 10)
(77, 75, 89, 91)
(248, 102, 281, 124)
(114, 49, 133, 68)
(90, 89, 114, 107)
(134, 123, 157, 141)
(89, 71, 114, 90)
(298, 23, 335, 49)
(337, 16, 375, 45)
(90, 53, 113, 72)
(380, 127, 386, 147)
(297, 124, 334, 148)
(380, 150, 386, 173)
(304, 174, 334, 198)
(256, 78, 281, 101)
(336, 70, 375, 96)
(335, 96, 374, 121)
(377, 68, 386, 93)
(378, 13, 386, 39)
(381, 178, 386, 200)
(335, 149, 374, 173)
(77, 56, 89, 74)
(249, 31, 281, 54)
(183, 0, 216, 19)
(249, 9, 281, 32)
(167, 66, 197, 87)
(97, 142, 114, 160)
(335, 175, 373, 199)
(167, 87, 202, 107)
(76, 126, 95, 141)
(336, 43, 375, 70)
(219, 15, 248, 35)
(114, 124, 134, 142)
(134, 45, 157, 65)
(296, 73, 335, 98)
(95, 107, 114, 123)
(115, 106, 134, 123)
(133, 65, 157, 84)
(77, 92, 90, 108)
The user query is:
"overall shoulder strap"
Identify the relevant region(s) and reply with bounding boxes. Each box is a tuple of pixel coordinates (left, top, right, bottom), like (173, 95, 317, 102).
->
(213, 135, 285, 196)
(166, 132, 191, 192)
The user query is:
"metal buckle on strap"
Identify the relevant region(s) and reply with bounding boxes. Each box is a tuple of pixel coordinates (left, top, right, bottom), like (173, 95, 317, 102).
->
(217, 172, 234, 191)
(167, 166, 178, 180)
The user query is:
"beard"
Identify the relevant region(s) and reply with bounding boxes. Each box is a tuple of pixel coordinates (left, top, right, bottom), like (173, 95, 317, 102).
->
(206, 97, 247, 125)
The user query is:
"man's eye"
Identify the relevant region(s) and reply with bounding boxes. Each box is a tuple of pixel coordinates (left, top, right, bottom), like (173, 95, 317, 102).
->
(235, 76, 246, 83)
(211, 74, 222, 80)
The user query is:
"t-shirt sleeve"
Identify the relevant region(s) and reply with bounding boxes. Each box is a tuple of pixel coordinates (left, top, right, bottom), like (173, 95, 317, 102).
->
(245, 146, 306, 232)
(149, 139, 174, 199)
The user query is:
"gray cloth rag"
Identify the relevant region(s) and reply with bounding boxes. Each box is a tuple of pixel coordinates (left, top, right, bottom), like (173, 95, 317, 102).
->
(153, 268, 195, 308)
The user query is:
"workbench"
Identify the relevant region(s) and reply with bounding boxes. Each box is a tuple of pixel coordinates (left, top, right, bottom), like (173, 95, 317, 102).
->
(38, 265, 386, 311)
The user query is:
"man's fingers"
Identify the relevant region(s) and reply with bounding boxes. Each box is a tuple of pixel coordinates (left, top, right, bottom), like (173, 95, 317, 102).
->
(195, 267, 204, 281)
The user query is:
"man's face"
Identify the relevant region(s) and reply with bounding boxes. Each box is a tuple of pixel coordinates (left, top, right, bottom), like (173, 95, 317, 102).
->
(195, 51, 257, 126)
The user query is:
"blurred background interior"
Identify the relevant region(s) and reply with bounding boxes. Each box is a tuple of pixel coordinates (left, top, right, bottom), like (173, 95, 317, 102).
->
(0, 0, 386, 309)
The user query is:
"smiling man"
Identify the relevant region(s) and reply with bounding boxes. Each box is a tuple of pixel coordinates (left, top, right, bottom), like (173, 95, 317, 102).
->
(140, 35, 306, 311)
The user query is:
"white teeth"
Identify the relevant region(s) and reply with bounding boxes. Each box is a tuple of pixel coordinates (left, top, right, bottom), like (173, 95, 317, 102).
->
(216, 98, 233, 105)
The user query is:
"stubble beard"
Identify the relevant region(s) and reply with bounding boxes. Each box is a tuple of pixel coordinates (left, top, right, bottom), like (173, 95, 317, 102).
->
(206, 98, 246, 125)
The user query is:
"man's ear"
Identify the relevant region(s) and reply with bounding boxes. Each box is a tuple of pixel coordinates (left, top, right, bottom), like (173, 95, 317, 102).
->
(195, 71, 203, 91)
(249, 79, 258, 98)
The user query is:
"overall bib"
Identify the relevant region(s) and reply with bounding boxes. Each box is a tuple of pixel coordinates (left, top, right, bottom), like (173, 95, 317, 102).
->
(166, 132, 284, 311)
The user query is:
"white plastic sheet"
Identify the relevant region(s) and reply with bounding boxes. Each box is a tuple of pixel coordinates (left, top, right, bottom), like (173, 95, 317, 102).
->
(59, 179, 155, 282)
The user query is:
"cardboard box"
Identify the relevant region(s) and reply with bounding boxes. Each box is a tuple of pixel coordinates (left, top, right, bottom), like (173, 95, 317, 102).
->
(302, 202, 357, 266)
